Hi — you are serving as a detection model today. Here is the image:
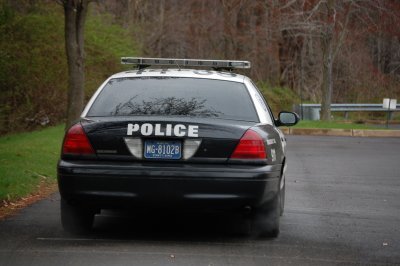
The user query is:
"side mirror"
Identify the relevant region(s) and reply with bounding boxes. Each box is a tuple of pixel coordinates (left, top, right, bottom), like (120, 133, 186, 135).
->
(276, 111, 299, 127)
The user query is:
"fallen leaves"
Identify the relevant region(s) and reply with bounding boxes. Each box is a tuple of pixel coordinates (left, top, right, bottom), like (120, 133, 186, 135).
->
(0, 181, 57, 220)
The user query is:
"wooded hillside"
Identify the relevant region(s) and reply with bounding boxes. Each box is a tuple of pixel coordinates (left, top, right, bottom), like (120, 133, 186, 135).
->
(1, 0, 399, 133)
(0, 1, 137, 134)
(100, 0, 400, 103)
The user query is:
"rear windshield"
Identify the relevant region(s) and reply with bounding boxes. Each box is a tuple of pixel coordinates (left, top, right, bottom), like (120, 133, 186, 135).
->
(87, 77, 259, 122)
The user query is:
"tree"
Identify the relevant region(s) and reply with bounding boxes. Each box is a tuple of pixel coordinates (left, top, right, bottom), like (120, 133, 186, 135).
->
(319, 0, 336, 121)
(317, 0, 354, 120)
(277, 0, 354, 120)
(60, 0, 90, 129)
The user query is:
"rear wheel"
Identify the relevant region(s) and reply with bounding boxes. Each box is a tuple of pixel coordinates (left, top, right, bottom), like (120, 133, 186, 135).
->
(61, 199, 94, 234)
(251, 192, 280, 238)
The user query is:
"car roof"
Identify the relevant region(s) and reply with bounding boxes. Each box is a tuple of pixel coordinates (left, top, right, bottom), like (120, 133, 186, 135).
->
(110, 69, 246, 83)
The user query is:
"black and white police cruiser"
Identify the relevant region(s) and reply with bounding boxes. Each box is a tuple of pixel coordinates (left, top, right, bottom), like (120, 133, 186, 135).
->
(58, 57, 299, 237)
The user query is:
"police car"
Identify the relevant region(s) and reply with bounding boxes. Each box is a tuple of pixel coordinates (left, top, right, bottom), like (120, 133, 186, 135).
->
(58, 57, 299, 237)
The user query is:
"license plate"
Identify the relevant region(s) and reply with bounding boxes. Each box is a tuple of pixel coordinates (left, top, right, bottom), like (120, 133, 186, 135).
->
(144, 140, 182, 160)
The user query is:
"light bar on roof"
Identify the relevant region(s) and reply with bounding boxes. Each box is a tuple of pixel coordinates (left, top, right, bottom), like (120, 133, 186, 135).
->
(121, 57, 251, 69)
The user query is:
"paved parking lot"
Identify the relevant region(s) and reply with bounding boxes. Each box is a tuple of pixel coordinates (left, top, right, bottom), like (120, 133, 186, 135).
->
(0, 136, 399, 265)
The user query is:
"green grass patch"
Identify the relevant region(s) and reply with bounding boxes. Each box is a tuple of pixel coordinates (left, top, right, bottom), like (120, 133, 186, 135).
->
(256, 82, 299, 116)
(0, 125, 64, 201)
(293, 120, 381, 129)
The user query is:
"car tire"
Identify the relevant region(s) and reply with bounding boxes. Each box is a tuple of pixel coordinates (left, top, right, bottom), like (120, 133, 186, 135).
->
(251, 192, 280, 238)
(61, 199, 94, 234)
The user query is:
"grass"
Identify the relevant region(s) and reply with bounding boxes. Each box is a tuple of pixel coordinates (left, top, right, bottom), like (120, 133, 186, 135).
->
(293, 120, 382, 129)
(257, 82, 299, 116)
(0, 125, 64, 202)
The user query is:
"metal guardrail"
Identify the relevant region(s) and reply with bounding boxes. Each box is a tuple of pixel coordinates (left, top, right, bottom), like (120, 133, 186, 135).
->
(300, 103, 400, 111)
(297, 103, 400, 120)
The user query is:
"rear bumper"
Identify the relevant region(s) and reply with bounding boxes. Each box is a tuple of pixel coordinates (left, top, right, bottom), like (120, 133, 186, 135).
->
(58, 160, 282, 212)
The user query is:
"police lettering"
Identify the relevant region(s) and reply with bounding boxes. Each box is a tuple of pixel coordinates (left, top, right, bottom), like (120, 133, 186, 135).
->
(127, 123, 199, 137)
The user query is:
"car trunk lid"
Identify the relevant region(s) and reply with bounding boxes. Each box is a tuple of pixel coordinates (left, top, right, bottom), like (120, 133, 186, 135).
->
(81, 117, 254, 162)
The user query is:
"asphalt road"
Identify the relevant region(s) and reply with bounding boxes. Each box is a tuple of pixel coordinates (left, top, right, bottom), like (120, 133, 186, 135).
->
(1, 136, 400, 265)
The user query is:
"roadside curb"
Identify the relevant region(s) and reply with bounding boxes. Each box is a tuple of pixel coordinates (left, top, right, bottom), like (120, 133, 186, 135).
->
(280, 128, 400, 137)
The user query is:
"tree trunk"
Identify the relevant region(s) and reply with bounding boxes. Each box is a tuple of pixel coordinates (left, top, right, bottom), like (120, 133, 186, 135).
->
(64, 0, 89, 130)
(320, 0, 335, 121)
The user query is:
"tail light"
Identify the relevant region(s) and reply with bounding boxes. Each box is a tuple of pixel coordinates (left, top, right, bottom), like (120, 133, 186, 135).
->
(62, 123, 95, 155)
(231, 129, 266, 159)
